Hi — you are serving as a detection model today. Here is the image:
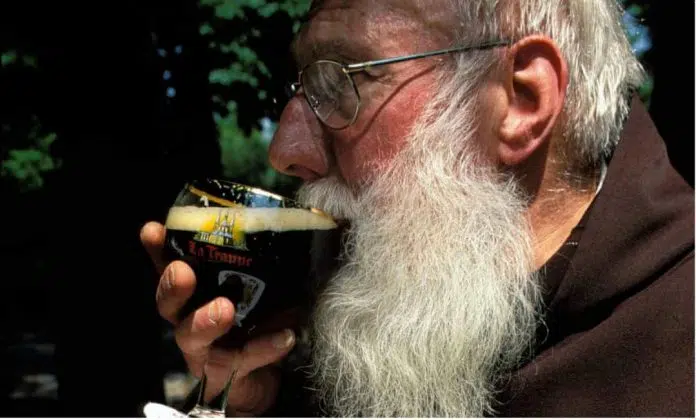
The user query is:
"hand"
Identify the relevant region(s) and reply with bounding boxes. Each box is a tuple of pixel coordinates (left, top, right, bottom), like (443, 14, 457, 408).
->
(140, 221, 296, 416)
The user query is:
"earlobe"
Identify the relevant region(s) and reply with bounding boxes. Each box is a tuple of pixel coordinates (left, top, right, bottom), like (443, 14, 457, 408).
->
(497, 36, 568, 167)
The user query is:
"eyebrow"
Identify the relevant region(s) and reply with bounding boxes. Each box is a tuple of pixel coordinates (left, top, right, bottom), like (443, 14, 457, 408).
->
(291, 36, 374, 69)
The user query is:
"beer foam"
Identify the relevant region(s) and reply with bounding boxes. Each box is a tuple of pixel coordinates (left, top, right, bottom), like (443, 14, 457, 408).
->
(165, 205, 337, 233)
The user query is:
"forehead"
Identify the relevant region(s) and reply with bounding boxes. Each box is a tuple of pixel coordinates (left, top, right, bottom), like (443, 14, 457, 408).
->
(292, 0, 451, 66)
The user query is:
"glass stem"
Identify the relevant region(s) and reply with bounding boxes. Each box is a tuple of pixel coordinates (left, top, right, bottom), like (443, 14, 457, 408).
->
(187, 362, 238, 418)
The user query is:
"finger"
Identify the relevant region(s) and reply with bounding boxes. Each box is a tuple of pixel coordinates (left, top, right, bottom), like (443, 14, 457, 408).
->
(224, 366, 282, 415)
(204, 330, 295, 409)
(140, 221, 167, 274)
(175, 297, 236, 360)
(156, 261, 196, 324)
(235, 329, 296, 377)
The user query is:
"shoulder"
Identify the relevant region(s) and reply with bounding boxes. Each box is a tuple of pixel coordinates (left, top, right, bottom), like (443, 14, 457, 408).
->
(497, 251, 694, 417)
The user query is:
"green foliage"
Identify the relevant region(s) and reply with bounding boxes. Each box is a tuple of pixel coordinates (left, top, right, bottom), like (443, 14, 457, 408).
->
(1, 48, 55, 192)
(200, 0, 309, 20)
(1, 50, 37, 68)
(1, 117, 61, 192)
(215, 101, 293, 190)
(199, 0, 310, 194)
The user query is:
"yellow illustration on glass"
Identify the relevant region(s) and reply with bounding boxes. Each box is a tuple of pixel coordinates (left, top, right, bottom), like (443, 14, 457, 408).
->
(193, 209, 248, 250)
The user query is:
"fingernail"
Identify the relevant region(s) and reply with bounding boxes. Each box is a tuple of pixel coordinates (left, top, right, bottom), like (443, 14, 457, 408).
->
(272, 329, 295, 349)
(162, 265, 175, 293)
(208, 300, 221, 324)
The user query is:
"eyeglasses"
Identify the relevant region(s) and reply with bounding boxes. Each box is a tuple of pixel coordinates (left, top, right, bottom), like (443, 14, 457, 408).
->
(287, 40, 511, 130)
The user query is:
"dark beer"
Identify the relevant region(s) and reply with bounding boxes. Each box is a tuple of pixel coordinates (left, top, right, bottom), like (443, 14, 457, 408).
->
(164, 197, 338, 348)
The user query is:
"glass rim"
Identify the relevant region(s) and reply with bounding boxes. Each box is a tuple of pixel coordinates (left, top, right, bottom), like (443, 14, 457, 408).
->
(182, 178, 336, 221)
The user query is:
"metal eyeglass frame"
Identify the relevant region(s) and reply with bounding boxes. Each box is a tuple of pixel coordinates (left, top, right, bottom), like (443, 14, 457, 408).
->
(288, 39, 512, 130)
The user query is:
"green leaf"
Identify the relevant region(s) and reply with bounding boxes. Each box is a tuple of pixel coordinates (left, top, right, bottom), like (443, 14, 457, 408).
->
(10, 149, 42, 162)
(258, 3, 280, 17)
(209, 65, 258, 87)
(200, 23, 214, 36)
(214, 0, 244, 19)
(1, 118, 62, 192)
(626, 4, 643, 17)
(1, 50, 17, 66)
(199, 0, 310, 192)
(256, 61, 271, 78)
(1, 146, 60, 192)
(1, 51, 38, 68)
(38, 132, 57, 149)
(221, 42, 258, 65)
(280, 0, 311, 18)
(22, 55, 37, 68)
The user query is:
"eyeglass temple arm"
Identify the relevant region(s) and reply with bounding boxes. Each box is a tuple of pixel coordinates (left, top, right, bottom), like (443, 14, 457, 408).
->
(344, 40, 511, 73)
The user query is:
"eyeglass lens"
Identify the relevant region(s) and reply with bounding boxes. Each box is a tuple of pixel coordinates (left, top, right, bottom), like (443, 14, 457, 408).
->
(301, 61, 359, 129)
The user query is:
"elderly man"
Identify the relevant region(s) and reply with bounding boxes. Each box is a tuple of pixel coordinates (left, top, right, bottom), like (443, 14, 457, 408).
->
(140, 0, 694, 416)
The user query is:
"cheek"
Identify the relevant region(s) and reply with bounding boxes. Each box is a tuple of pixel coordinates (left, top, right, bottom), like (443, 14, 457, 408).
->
(332, 86, 432, 186)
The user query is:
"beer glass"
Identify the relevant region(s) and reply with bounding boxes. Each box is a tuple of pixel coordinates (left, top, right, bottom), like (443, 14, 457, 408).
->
(144, 178, 338, 418)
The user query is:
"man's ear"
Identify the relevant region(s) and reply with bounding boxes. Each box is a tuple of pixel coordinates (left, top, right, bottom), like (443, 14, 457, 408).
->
(497, 35, 568, 167)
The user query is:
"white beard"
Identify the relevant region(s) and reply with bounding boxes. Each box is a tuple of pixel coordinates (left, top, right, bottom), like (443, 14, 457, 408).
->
(296, 80, 543, 417)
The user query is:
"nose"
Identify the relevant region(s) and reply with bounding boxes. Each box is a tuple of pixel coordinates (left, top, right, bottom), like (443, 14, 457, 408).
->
(268, 97, 330, 182)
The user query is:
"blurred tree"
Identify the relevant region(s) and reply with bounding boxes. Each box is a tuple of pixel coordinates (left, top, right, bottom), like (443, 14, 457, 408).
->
(0, 117, 61, 193)
(197, 0, 311, 198)
(0, 24, 61, 195)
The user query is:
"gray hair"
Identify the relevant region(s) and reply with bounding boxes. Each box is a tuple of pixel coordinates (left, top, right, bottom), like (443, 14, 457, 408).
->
(445, 0, 646, 180)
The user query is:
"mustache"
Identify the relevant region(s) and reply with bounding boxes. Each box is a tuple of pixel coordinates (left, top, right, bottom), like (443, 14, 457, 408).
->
(296, 175, 363, 221)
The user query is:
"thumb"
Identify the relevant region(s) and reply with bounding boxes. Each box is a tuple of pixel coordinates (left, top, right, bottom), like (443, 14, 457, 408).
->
(237, 329, 296, 377)
(200, 329, 296, 406)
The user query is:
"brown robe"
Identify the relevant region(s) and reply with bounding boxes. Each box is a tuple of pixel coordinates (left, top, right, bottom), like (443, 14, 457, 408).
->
(496, 97, 695, 417)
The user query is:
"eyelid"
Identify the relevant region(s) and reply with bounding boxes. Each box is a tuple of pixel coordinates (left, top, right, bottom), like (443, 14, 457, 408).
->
(349, 68, 383, 90)
(359, 65, 386, 79)
(365, 64, 383, 74)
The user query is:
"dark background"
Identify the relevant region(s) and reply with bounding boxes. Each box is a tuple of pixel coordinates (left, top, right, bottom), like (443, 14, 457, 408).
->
(0, 1, 692, 417)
